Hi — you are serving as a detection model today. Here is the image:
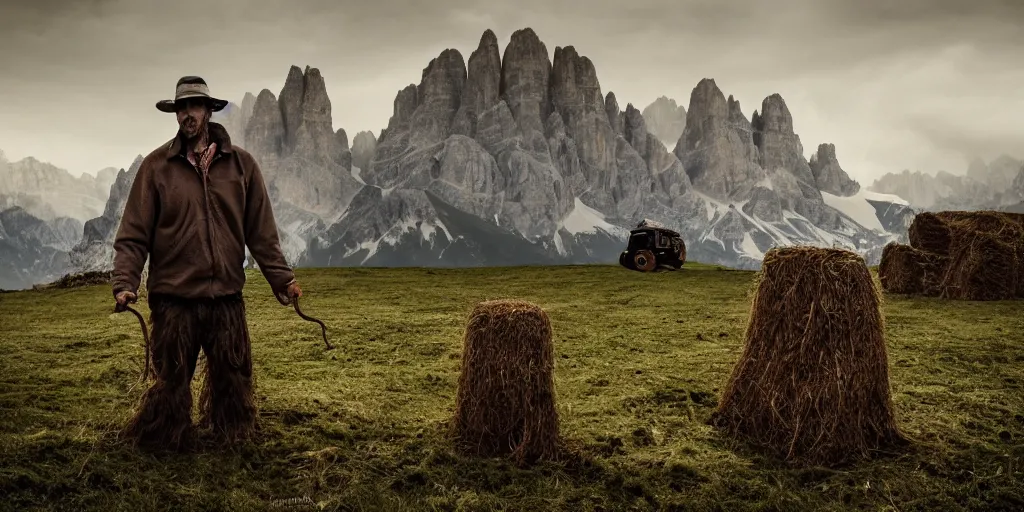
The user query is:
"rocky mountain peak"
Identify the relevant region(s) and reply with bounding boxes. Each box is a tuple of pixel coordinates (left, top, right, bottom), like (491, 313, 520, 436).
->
(675, 78, 764, 201)
(640, 96, 686, 148)
(351, 131, 377, 172)
(500, 27, 552, 135)
(551, 45, 606, 135)
(751, 92, 814, 186)
(452, 28, 502, 138)
(238, 66, 363, 253)
(279, 66, 307, 147)
(269, 65, 338, 162)
(241, 92, 256, 125)
(70, 155, 144, 273)
(623, 103, 648, 158)
(336, 128, 349, 151)
(604, 92, 623, 136)
(809, 143, 860, 196)
(409, 48, 467, 147)
(245, 89, 284, 157)
(758, 93, 794, 134)
(689, 78, 727, 117)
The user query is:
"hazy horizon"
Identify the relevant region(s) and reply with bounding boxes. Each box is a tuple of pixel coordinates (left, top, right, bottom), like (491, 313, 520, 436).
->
(2, 0, 1022, 185)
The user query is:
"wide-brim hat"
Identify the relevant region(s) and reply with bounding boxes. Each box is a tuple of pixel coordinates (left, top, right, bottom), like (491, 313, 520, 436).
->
(155, 76, 229, 113)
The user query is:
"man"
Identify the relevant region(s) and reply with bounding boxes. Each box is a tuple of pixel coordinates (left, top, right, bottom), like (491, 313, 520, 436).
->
(112, 75, 301, 450)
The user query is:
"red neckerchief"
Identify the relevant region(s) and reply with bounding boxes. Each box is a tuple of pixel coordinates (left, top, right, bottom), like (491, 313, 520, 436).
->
(187, 141, 218, 178)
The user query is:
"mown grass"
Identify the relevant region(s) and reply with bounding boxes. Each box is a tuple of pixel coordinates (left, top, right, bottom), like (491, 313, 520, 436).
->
(1, 263, 1022, 511)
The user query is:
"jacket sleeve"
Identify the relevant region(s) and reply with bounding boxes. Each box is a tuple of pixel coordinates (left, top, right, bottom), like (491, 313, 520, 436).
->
(243, 155, 296, 303)
(111, 159, 156, 297)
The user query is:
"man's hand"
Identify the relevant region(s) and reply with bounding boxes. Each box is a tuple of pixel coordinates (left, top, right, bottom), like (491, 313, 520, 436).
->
(277, 280, 302, 306)
(287, 281, 302, 301)
(115, 290, 138, 312)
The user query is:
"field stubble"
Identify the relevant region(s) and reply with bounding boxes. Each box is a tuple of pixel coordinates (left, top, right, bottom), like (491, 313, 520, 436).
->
(0, 264, 1022, 511)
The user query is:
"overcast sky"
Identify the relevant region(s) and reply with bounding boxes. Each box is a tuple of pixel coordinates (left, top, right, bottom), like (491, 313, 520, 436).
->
(1, 0, 1021, 185)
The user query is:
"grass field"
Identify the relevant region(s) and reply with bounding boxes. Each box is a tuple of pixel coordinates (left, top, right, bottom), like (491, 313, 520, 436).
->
(1, 263, 1022, 511)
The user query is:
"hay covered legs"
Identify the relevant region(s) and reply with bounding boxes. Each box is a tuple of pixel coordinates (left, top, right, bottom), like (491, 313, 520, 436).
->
(120, 299, 200, 450)
(197, 294, 258, 443)
(121, 293, 257, 450)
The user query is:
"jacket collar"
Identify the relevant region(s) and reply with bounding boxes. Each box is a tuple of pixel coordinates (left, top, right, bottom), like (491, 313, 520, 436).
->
(165, 121, 234, 159)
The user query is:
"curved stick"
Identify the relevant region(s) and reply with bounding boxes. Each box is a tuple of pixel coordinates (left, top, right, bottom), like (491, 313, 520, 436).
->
(115, 303, 151, 383)
(293, 296, 333, 350)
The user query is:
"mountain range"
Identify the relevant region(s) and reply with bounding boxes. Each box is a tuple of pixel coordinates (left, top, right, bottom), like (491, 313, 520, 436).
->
(868, 155, 1024, 212)
(2, 27, 922, 289)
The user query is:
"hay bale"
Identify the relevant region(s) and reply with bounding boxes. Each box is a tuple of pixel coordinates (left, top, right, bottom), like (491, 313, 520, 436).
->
(453, 299, 559, 465)
(939, 231, 1020, 301)
(878, 242, 947, 296)
(44, 270, 113, 289)
(711, 246, 906, 467)
(908, 212, 953, 254)
(949, 210, 1024, 238)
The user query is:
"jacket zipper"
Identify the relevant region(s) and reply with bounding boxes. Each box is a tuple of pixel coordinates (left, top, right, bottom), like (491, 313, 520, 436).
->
(186, 154, 222, 293)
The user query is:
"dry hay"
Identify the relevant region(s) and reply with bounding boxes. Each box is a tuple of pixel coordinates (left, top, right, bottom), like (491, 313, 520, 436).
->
(40, 270, 113, 290)
(910, 210, 1024, 255)
(908, 211, 954, 255)
(877, 242, 948, 296)
(452, 299, 559, 465)
(939, 230, 1021, 301)
(711, 246, 906, 467)
(948, 210, 1024, 238)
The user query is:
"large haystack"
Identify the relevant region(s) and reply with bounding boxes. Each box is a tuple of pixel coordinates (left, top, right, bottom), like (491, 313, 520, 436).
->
(452, 299, 559, 465)
(908, 211, 953, 255)
(939, 231, 1020, 301)
(950, 211, 1024, 238)
(878, 242, 948, 296)
(711, 246, 906, 467)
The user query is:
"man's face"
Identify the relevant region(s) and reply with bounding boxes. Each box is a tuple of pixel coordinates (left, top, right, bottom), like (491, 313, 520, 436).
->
(175, 97, 211, 139)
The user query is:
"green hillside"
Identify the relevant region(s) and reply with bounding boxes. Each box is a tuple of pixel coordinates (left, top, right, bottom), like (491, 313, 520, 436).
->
(1, 264, 1022, 511)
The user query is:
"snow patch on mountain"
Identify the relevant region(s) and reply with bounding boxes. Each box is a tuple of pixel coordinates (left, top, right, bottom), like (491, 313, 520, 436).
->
(739, 232, 764, 259)
(561, 197, 629, 237)
(862, 190, 909, 206)
(821, 191, 886, 232)
(351, 166, 366, 186)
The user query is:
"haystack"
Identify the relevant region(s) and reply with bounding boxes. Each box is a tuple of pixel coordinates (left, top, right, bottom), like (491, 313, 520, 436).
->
(908, 211, 953, 255)
(711, 246, 906, 467)
(939, 231, 1020, 301)
(878, 242, 947, 296)
(452, 299, 559, 465)
(35, 270, 112, 290)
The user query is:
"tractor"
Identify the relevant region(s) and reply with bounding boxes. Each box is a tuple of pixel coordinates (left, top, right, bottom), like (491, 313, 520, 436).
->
(619, 220, 687, 272)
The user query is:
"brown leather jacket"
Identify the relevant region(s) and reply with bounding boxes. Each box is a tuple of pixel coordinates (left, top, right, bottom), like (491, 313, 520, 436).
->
(112, 122, 295, 304)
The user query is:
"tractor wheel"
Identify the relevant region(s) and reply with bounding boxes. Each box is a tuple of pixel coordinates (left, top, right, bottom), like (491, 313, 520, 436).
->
(619, 251, 628, 268)
(633, 250, 656, 272)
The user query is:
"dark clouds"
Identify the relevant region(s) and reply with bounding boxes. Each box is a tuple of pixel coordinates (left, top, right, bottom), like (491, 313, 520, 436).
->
(0, 0, 1020, 183)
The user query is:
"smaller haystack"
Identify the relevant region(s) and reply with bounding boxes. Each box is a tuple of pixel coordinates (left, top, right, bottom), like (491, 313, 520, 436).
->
(939, 231, 1020, 301)
(453, 299, 559, 465)
(34, 270, 112, 290)
(900, 210, 1024, 300)
(711, 246, 906, 467)
(878, 242, 948, 296)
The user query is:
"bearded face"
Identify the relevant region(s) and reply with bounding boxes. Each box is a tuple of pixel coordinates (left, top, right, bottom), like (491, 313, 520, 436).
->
(175, 98, 211, 140)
